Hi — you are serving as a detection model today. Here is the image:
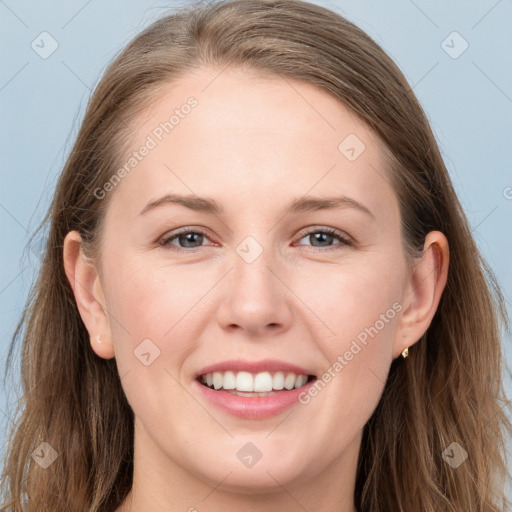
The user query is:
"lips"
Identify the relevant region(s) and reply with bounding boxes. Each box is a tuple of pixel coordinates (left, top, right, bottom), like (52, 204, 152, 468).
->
(199, 371, 312, 392)
(195, 358, 316, 378)
(193, 359, 318, 419)
(195, 359, 316, 392)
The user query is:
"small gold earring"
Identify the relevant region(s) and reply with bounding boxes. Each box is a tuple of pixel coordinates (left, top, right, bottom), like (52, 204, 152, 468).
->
(401, 347, 409, 358)
(94, 334, 103, 344)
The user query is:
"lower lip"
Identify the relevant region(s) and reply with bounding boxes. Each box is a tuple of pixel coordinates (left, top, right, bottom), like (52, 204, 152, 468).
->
(193, 379, 317, 419)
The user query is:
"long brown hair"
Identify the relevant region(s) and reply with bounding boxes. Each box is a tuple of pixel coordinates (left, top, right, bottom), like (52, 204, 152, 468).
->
(2, 1, 510, 510)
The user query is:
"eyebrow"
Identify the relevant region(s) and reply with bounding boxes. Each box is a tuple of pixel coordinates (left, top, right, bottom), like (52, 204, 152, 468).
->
(139, 193, 375, 219)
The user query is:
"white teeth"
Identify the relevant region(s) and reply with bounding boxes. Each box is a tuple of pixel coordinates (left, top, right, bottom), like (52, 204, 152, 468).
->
(223, 371, 236, 390)
(212, 372, 223, 390)
(273, 371, 285, 390)
(254, 372, 273, 392)
(200, 370, 311, 392)
(236, 371, 253, 392)
(284, 373, 296, 390)
(294, 374, 308, 389)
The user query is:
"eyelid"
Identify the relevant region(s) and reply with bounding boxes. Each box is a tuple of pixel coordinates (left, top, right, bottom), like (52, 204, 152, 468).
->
(294, 224, 352, 241)
(158, 225, 353, 251)
(294, 226, 353, 249)
(158, 226, 216, 250)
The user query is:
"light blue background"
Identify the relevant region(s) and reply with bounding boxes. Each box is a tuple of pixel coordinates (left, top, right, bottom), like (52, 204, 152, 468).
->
(1, 0, 511, 503)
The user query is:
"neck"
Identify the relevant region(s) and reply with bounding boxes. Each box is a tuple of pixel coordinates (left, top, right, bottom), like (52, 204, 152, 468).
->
(116, 419, 361, 512)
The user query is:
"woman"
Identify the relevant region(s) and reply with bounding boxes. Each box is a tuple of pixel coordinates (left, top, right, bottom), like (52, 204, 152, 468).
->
(1, 0, 510, 510)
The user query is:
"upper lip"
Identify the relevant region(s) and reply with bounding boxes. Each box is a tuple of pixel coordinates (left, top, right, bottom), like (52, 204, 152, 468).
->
(195, 359, 316, 378)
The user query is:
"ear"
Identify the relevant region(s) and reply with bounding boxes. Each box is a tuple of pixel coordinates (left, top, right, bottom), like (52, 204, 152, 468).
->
(393, 230, 449, 359)
(63, 231, 115, 359)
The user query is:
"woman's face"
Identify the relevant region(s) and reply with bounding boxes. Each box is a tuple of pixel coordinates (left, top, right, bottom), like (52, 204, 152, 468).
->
(84, 67, 414, 494)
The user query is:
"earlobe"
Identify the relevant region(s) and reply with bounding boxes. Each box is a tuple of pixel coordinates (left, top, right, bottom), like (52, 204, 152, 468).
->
(90, 332, 115, 360)
(63, 231, 115, 359)
(393, 231, 449, 359)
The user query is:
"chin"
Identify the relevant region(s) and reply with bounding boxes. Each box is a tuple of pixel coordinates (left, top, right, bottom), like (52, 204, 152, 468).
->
(203, 464, 307, 495)
(186, 446, 311, 494)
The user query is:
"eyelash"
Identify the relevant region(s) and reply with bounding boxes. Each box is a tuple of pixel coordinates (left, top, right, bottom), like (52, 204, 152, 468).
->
(158, 226, 352, 253)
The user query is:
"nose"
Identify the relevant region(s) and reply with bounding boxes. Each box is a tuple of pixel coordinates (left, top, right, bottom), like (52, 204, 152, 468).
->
(215, 242, 294, 337)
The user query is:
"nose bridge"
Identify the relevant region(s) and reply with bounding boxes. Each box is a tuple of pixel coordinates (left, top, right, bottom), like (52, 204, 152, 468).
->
(234, 237, 275, 299)
(216, 233, 292, 333)
(233, 234, 280, 310)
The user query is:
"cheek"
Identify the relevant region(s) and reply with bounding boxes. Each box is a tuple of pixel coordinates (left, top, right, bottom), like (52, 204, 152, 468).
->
(295, 252, 404, 340)
(101, 254, 216, 371)
(294, 253, 404, 395)
(274, 256, 405, 470)
(100, 257, 214, 435)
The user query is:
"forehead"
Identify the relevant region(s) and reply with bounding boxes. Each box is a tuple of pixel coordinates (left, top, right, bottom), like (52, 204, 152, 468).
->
(106, 66, 397, 222)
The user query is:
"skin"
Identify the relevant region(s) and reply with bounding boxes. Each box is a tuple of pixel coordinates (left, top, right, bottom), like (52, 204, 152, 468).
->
(63, 66, 449, 512)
